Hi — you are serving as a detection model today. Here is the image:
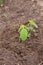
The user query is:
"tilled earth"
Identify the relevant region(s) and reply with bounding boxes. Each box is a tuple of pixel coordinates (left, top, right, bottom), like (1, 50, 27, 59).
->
(0, 0, 43, 65)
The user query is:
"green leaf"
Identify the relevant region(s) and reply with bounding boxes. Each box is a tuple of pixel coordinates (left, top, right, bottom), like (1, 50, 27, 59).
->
(29, 20, 38, 28)
(20, 29, 28, 41)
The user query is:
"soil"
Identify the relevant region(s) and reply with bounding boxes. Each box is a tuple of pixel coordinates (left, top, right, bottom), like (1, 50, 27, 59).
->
(0, 0, 43, 65)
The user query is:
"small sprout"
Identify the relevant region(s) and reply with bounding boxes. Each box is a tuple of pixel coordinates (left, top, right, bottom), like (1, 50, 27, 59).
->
(18, 20, 38, 42)
(29, 20, 38, 28)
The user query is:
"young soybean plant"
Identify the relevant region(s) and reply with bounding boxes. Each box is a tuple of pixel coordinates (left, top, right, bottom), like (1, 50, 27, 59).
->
(18, 20, 38, 42)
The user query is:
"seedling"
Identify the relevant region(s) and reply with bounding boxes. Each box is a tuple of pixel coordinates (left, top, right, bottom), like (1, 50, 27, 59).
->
(18, 20, 38, 41)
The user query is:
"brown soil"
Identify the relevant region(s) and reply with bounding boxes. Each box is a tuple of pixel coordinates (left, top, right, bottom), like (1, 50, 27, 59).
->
(0, 0, 43, 65)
